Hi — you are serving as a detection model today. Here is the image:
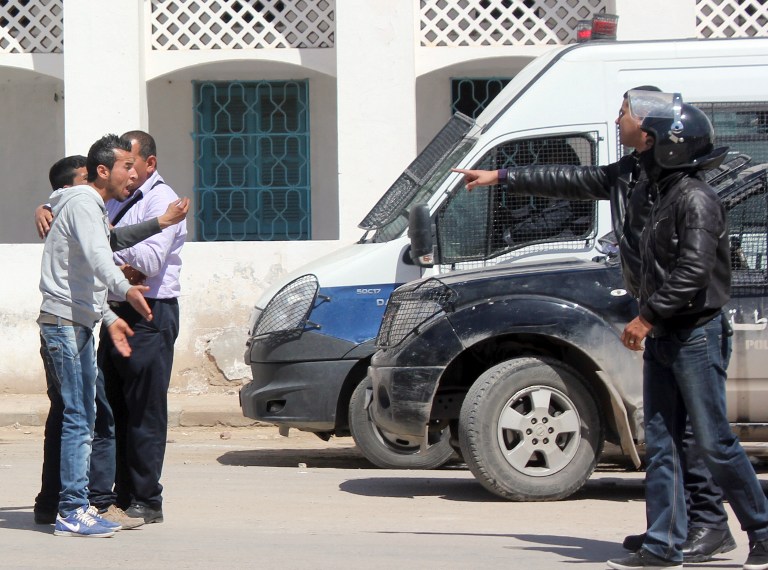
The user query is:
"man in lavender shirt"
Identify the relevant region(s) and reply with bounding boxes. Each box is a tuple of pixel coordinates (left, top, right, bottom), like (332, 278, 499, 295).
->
(95, 130, 186, 524)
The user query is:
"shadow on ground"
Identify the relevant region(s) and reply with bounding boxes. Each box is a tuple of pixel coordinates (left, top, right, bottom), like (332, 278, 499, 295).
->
(216, 446, 468, 470)
(217, 447, 374, 469)
(0, 505, 53, 533)
(338, 474, 645, 503)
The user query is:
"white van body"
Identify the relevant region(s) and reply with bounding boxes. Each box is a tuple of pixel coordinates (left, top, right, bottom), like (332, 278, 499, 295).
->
(241, 37, 768, 467)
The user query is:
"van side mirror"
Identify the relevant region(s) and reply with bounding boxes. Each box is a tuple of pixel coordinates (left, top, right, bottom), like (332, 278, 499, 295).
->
(408, 204, 435, 267)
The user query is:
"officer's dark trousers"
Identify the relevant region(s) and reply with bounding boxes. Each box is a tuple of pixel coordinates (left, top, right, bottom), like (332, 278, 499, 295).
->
(97, 298, 179, 509)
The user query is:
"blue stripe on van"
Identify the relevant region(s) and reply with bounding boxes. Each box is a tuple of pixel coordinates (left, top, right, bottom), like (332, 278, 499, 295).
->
(308, 284, 401, 344)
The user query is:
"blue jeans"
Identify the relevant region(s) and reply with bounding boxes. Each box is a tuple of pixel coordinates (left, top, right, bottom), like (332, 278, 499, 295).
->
(35, 343, 116, 513)
(682, 423, 728, 530)
(642, 315, 768, 561)
(39, 322, 98, 517)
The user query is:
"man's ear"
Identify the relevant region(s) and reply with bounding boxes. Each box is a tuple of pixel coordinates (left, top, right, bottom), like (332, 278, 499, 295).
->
(146, 155, 158, 175)
(642, 134, 655, 152)
(97, 163, 110, 179)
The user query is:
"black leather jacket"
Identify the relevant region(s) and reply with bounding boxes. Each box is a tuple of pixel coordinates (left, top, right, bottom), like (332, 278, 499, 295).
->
(637, 170, 731, 332)
(503, 152, 652, 297)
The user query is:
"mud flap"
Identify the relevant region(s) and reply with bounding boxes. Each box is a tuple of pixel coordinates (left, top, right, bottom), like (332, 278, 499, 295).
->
(597, 371, 642, 468)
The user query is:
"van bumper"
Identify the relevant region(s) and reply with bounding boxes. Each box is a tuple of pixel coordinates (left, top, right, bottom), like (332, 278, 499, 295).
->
(240, 359, 357, 431)
(242, 330, 374, 432)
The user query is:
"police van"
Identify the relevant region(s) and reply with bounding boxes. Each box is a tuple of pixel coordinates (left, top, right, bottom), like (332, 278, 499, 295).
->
(241, 37, 768, 468)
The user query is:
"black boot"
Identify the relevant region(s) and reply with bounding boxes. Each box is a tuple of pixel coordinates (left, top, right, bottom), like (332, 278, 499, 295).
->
(682, 527, 736, 563)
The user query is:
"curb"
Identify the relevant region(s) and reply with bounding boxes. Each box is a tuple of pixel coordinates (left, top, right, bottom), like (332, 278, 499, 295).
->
(0, 393, 262, 428)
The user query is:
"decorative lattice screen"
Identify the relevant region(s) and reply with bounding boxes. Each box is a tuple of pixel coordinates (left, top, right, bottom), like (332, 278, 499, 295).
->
(150, 0, 334, 50)
(0, 0, 62, 53)
(420, 0, 608, 46)
(697, 0, 768, 38)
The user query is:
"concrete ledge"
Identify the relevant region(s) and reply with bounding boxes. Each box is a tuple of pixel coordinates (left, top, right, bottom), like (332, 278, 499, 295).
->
(0, 393, 263, 428)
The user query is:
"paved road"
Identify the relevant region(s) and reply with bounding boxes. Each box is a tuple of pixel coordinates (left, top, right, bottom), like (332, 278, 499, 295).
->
(0, 425, 762, 569)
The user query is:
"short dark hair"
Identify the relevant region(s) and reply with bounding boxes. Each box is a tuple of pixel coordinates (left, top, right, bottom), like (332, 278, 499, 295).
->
(121, 130, 157, 160)
(48, 155, 87, 190)
(86, 134, 133, 182)
(623, 85, 662, 98)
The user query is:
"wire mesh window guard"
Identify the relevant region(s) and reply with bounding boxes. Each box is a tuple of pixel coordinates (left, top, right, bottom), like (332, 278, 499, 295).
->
(723, 167, 768, 294)
(436, 133, 598, 270)
(193, 80, 311, 241)
(694, 101, 768, 164)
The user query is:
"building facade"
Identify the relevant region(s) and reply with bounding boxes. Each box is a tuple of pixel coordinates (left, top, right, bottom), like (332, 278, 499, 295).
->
(1, 0, 766, 394)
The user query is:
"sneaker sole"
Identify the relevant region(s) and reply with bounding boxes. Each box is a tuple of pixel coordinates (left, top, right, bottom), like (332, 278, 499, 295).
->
(53, 529, 115, 538)
(683, 535, 737, 563)
(744, 561, 768, 570)
(607, 562, 682, 570)
(117, 520, 145, 530)
(124, 507, 163, 524)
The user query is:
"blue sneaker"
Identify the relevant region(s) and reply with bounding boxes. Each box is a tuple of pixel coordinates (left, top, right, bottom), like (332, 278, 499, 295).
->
(86, 505, 122, 531)
(53, 506, 116, 537)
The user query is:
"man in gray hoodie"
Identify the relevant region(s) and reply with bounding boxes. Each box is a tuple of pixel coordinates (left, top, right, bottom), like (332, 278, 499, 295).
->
(38, 134, 153, 538)
(34, 154, 189, 529)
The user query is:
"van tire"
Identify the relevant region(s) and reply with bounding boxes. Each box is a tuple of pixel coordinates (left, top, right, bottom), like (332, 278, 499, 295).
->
(459, 357, 603, 501)
(349, 376, 455, 469)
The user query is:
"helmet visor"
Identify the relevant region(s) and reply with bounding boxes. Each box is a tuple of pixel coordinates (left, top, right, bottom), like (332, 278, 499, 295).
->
(628, 90, 684, 125)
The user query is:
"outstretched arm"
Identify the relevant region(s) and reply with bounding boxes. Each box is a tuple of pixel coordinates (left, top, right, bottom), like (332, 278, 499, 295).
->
(110, 197, 189, 251)
(451, 168, 500, 191)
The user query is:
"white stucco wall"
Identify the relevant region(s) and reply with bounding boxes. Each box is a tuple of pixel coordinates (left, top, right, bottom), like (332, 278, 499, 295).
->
(335, 0, 418, 242)
(0, 72, 64, 244)
(0, 240, 344, 394)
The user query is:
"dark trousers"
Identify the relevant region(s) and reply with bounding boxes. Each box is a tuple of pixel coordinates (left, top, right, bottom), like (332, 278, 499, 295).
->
(95, 298, 179, 509)
(643, 316, 768, 561)
(683, 422, 729, 530)
(35, 334, 115, 514)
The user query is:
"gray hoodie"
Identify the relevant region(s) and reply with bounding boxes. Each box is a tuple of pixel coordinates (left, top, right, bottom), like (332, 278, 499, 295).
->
(39, 185, 132, 328)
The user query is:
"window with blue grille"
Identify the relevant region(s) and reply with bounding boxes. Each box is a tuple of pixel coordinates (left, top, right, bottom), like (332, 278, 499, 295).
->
(451, 77, 511, 118)
(193, 80, 311, 241)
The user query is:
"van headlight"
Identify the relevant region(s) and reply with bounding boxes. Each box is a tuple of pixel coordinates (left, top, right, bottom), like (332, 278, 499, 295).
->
(252, 274, 319, 336)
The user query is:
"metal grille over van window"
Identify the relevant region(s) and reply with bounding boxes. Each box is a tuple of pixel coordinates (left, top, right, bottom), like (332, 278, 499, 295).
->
(253, 274, 319, 336)
(693, 101, 768, 164)
(376, 279, 456, 348)
(359, 113, 475, 231)
(437, 133, 597, 268)
(722, 166, 768, 294)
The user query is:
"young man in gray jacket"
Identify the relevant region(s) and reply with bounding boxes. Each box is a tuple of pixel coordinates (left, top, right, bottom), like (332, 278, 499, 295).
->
(38, 134, 153, 537)
(34, 154, 189, 529)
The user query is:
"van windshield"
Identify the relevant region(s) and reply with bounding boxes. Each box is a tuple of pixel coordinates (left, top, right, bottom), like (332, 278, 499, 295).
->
(358, 113, 476, 243)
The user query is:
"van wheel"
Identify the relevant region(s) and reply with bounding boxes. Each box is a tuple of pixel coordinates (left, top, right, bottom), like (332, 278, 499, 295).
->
(459, 357, 603, 501)
(349, 377, 455, 469)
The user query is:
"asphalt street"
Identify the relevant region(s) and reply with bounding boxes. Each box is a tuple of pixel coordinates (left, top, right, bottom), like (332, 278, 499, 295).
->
(0, 425, 764, 569)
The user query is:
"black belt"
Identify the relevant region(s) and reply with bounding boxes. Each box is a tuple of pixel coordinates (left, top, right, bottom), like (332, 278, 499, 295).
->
(37, 312, 78, 327)
(108, 298, 178, 310)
